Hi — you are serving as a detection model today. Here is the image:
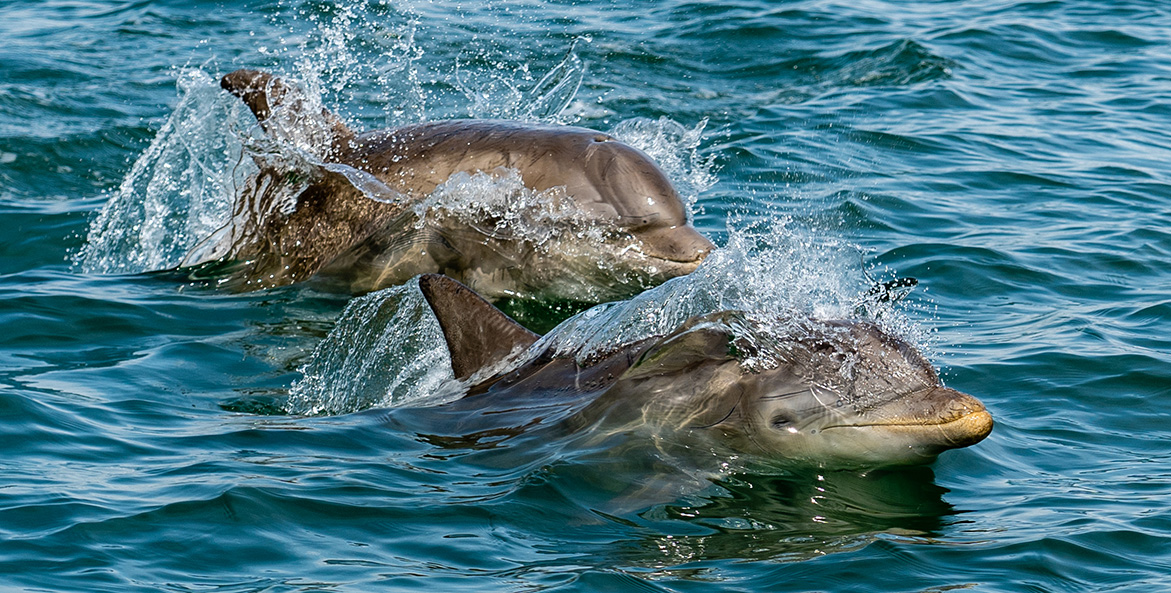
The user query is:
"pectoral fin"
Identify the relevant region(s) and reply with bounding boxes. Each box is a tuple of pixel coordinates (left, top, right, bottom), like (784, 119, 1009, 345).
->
(221, 69, 355, 157)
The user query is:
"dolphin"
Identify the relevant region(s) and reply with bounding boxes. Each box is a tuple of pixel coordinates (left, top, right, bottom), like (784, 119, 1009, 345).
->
(182, 69, 714, 301)
(416, 273, 993, 468)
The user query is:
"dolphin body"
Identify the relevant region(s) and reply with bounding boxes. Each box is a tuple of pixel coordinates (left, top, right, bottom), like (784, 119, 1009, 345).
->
(416, 274, 993, 469)
(183, 69, 713, 301)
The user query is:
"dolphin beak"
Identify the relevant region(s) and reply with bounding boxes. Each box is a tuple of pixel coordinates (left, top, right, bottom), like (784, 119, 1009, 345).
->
(919, 387, 993, 447)
(865, 386, 994, 448)
(938, 407, 994, 447)
(814, 387, 992, 466)
(634, 225, 715, 265)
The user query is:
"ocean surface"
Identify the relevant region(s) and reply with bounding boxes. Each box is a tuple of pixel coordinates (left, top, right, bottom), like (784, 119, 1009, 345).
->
(2, 0, 1170, 591)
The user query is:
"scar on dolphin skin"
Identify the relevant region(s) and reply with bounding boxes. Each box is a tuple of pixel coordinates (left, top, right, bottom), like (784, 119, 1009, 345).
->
(416, 274, 993, 469)
(181, 69, 715, 302)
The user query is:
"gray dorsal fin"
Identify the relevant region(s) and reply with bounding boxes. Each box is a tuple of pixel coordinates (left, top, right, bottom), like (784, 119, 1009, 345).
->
(221, 69, 355, 157)
(418, 274, 540, 381)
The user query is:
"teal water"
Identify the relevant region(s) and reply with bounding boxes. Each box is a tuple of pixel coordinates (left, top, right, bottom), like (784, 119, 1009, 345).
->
(3, 0, 1171, 591)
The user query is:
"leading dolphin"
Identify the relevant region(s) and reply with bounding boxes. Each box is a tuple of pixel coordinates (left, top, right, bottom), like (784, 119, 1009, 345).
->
(417, 274, 993, 468)
(182, 69, 714, 301)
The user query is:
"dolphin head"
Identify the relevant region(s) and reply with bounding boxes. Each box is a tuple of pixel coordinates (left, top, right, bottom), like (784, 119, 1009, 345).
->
(395, 136, 716, 303)
(595, 313, 992, 468)
(730, 319, 993, 466)
(573, 137, 714, 274)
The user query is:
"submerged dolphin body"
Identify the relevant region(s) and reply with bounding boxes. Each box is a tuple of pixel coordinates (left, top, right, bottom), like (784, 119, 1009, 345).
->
(183, 69, 714, 301)
(417, 274, 993, 468)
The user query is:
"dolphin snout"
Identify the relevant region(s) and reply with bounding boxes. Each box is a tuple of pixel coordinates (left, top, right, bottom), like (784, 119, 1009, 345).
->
(634, 225, 715, 265)
(843, 386, 993, 451)
(894, 387, 994, 447)
(942, 408, 994, 447)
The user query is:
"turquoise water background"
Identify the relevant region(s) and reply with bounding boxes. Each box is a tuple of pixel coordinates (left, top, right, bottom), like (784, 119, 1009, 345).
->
(3, 0, 1171, 591)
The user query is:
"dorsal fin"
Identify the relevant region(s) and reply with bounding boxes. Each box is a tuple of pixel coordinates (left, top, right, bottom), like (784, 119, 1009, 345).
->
(418, 274, 540, 381)
(221, 69, 355, 157)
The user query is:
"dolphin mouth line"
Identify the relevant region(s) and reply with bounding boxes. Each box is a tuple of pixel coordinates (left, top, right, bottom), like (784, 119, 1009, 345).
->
(822, 410, 994, 432)
(648, 252, 707, 265)
(819, 410, 994, 449)
(619, 244, 708, 266)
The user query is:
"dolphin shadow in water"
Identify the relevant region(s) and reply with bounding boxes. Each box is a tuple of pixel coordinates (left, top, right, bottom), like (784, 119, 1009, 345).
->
(546, 467, 958, 566)
(181, 69, 714, 304)
(400, 274, 991, 494)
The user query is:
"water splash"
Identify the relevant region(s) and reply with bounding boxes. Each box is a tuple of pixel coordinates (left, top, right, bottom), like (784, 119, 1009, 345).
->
(525, 216, 935, 390)
(454, 40, 587, 121)
(275, 0, 428, 126)
(286, 282, 460, 415)
(76, 69, 256, 274)
(412, 168, 612, 247)
(533, 216, 884, 365)
(273, 1, 588, 126)
(608, 116, 718, 212)
(520, 45, 587, 121)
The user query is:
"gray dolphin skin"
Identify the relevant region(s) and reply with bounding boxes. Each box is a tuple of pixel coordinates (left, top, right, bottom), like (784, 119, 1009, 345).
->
(418, 274, 993, 468)
(183, 69, 714, 300)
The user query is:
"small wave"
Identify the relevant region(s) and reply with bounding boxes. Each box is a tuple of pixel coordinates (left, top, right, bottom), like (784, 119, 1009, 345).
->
(750, 38, 955, 105)
(827, 39, 955, 88)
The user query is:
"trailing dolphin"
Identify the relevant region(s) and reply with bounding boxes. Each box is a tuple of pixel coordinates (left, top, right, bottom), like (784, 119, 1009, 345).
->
(182, 69, 714, 301)
(416, 274, 993, 468)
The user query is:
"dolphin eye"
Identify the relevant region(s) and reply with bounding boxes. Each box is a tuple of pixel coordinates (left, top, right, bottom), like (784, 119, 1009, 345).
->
(618, 214, 661, 230)
(771, 414, 794, 430)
